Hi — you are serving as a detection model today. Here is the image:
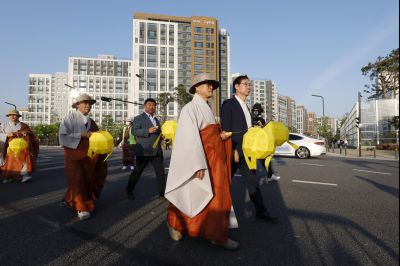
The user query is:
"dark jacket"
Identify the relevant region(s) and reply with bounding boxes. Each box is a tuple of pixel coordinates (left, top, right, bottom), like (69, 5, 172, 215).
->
(131, 112, 162, 157)
(221, 96, 250, 158)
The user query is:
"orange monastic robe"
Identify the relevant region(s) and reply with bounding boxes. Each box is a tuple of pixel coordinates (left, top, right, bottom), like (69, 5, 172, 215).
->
(63, 121, 107, 212)
(0, 123, 39, 180)
(167, 124, 232, 243)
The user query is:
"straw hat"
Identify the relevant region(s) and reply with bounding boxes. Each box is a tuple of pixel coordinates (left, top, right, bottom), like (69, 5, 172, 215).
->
(6, 109, 21, 117)
(72, 93, 96, 108)
(189, 73, 220, 94)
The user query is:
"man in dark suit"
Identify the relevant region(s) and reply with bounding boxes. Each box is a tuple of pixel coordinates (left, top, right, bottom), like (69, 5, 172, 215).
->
(126, 98, 166, 200)
(221, 75, 278, 223)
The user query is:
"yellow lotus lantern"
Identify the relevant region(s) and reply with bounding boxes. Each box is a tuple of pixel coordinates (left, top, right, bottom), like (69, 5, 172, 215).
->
(243, 122, 298, 170)
(87, 131, 114, 160)
(7, 138, 28, 158)
(152, 120, 178, 149)
(161, 120, 178, 145)
(242, 127, 275, 170)
(263, 121, 289, 147)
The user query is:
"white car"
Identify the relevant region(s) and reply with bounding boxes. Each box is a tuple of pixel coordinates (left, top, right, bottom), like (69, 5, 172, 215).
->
(275, 133, 326, 159)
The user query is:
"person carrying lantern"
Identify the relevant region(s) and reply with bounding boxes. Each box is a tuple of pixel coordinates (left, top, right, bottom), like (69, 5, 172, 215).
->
(0, 109, 39, 184)
(59, 93, 108, 220)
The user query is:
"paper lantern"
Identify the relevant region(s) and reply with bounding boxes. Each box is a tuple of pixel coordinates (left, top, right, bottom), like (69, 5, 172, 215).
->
(263, 121, 289, 147)
(87, 131, 114, 160)
(161, 120, 178, 145)
(7, 138, 28, 158)
(242, 127, 275, 170)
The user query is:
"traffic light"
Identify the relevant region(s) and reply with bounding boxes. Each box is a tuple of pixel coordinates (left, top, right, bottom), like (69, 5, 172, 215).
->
(355, 117, 360, 128)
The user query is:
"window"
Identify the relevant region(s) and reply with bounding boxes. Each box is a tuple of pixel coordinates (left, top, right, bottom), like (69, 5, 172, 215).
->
(289, 134, 303, 141)
(194, 27, 202, 33)
(194, 42, 203, 48)
(195, 57, 203, 63)
(194, 49, 203, 55)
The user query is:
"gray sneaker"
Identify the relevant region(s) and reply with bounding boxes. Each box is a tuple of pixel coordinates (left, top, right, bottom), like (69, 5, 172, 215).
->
(21, 175, 32, 183)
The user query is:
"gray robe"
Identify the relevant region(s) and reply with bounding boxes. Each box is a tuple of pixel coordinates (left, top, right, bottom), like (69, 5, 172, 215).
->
(59, 111, 92, 149)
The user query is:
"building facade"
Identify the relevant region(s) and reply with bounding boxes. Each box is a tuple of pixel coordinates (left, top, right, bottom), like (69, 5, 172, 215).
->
(132, 13, 230, 118)
(24, 74, 52, 126)
(340, 98, 399, 147)
(277, 94, 288, 126)
(307, 112, 317, 136)
(296, 105, 308, 134)
(67, 55, 132, 124)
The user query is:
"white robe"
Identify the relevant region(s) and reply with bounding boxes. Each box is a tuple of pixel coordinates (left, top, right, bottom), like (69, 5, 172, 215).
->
(0, 122, 22, 166)
(165, 94, 229, 218)
(59, 111, 91, 149)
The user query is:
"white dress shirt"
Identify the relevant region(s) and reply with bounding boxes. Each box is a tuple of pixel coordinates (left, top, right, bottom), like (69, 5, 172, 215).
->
(145, 112, 157, 127)
(235, 95, 252, 128)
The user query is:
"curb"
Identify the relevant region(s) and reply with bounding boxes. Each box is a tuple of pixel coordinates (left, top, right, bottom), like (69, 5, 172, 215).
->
(326, 152, 399, 162)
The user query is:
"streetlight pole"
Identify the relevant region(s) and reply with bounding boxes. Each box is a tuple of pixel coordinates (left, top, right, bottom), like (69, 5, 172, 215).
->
(5, 102, 17, 110)
(136, 74, 152, 99)
(311, 94, 325, 117)
(358, 92, 362, 157)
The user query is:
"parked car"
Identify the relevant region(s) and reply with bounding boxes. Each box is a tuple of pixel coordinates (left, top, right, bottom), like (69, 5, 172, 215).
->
(275, 133, 326, 159)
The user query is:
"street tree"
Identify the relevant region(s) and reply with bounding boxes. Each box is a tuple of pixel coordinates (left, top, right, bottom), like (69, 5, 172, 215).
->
(174, 84, 192, 112)
(361, 48, 399, 99)
(157, 92, 174, 124)
(316, 117, 333, 144)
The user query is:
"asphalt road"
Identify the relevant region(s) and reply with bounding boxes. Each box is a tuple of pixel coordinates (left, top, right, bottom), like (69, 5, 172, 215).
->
(0, 147, 398, 265)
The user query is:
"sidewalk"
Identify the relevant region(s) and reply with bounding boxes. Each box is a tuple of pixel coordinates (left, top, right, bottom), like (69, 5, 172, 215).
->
(326, 147, 399, 161)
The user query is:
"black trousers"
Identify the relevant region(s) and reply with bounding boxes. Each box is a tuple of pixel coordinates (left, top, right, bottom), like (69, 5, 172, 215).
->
(232, 158, 269, 214)
(126, 151, 166, 196)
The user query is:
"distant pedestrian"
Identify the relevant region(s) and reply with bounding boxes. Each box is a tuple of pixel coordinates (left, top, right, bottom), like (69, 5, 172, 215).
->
(0, 109, 39, 184)
(116, 118, 136, 170)
(344, 138, 348, 148)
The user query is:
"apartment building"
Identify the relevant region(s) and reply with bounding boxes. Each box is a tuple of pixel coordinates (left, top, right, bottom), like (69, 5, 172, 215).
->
(296, 105, 308, 134)
(132, 13, 230, 118)
(307, 112, 317, 136)
(67, 55, 132, 124)
(24, 74, 52, 126)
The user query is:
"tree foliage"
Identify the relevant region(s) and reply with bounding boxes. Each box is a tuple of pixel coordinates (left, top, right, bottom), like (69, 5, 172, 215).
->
(361, 48, 399, 99)
(157, 92, 174, 124)
(174, 84, 192, 111)
(100, 115, 123, 138)
(316, 117, 333, 143)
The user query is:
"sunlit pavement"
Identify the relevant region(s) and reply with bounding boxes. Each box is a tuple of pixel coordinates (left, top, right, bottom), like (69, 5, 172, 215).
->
(0, 148, 398, 265)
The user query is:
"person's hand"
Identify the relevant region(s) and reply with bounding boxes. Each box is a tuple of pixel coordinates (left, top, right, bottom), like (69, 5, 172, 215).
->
(148, 126, 158, 134)
(195, 169, 205, 180)
(220, 131, 232, 141)
(232, 150, 239, 163)
(81, 131, 92, 138)
(7, 133, 14, 138)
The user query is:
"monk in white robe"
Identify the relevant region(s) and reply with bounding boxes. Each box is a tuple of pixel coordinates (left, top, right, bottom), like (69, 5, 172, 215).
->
(165, 73, 239, 250)
(0, 109, 39, 183)
(59, 94, 107, 220)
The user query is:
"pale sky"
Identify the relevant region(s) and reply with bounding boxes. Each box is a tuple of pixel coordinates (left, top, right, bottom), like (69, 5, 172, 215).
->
(0, 0, 398, 123)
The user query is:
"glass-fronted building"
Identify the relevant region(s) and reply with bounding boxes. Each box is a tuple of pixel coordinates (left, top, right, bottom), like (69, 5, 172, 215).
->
(340, 98, 399, 147)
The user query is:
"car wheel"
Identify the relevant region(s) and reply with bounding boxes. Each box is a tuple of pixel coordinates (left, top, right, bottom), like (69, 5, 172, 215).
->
(295, 147, 310, 159)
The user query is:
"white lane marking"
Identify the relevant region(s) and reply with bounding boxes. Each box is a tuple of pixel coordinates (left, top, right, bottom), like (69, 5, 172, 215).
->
(292, 180, 337, 186)
(234, 174, 242, 177)
(352, 169, 392, 176)
(299, 163, 325, 167)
